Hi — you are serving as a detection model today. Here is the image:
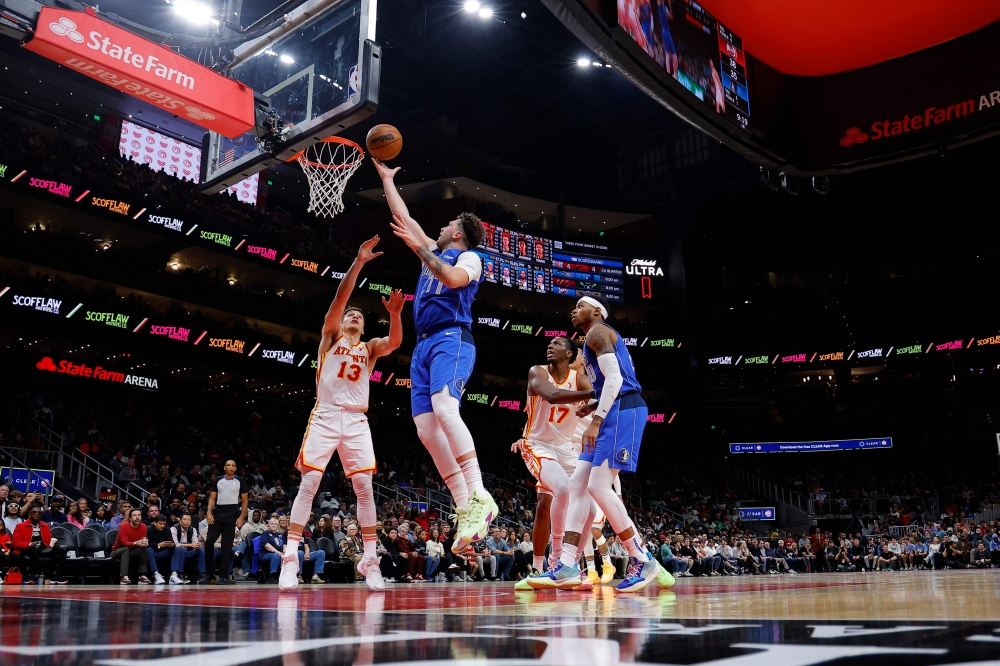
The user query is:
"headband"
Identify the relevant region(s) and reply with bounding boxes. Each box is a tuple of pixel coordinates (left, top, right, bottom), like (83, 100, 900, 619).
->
(578, 296, 608, 319)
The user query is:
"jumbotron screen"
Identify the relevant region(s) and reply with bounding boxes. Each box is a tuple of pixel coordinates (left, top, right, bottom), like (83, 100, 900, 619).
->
(611, 0, 750, 131)
(476, 222, 625, 302)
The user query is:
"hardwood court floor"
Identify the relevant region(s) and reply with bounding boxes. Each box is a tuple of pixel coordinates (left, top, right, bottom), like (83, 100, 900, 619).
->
(2, 572, 999, 665)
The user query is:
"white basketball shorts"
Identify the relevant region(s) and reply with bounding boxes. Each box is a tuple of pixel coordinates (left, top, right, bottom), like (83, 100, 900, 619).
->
(296, 404, 375, 477)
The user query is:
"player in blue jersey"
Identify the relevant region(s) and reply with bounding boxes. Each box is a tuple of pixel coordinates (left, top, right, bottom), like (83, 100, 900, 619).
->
(374, 158, 499, 553)
(527, 294, 673, 592)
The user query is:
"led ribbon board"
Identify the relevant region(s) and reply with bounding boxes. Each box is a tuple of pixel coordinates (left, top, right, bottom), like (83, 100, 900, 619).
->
(730, 438, 893, 453)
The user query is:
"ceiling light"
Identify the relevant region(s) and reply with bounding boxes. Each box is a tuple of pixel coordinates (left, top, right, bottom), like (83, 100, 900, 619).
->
(591, 61, 602, 67)
(478, 7, 493, 18)
(171, 0, 217, 25)
(279, 54, 295, 64)
(463, 0, 480, 11)
(577, 58, 590, 67)
(520, 11, 526, 18)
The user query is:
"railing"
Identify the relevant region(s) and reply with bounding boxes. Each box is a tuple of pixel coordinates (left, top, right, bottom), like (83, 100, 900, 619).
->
(728, 467, 811, 516)
(24, 418, 146, 505)
(647, 500, 690, 527)
(0, 447, 72, 499)
(976, 504, 1000, 524)
(372, 480, 520, 529)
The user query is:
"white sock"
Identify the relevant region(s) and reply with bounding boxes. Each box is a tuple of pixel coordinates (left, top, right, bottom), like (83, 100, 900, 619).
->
(533, 555, 545, 571)
(623, 531, 650, 562)
(560, 543, 579, 568)
(362, 534, 378, 559)
(459, 457, 485, 496)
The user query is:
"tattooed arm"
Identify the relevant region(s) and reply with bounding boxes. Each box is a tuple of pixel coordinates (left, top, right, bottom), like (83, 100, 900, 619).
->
(389, 214, 474, 289)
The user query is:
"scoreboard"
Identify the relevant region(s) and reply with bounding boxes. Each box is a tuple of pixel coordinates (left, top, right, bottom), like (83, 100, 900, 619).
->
(477, 222, 625, 302)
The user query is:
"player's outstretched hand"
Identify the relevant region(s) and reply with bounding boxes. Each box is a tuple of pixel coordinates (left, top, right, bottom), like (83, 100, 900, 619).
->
(371, 158, 400, 181)
(382, 289, 405, 314)
(576, 400, 597, 418)
(358, 235, 384, 263)
(390, 214, 423, 250)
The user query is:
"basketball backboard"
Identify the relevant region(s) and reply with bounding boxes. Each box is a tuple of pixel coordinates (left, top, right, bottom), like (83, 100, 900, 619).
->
(199, 0, 379, 193)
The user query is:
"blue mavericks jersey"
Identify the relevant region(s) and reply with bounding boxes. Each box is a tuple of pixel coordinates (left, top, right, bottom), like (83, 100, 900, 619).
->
(413, 248, 480, 337)
(582, 322, 642, 399)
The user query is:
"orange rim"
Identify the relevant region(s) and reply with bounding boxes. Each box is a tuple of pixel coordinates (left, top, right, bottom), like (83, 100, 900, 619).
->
(286, 136, 365, 169)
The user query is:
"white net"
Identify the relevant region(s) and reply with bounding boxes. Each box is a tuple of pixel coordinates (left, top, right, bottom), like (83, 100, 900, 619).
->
(294, 138, 365, 218)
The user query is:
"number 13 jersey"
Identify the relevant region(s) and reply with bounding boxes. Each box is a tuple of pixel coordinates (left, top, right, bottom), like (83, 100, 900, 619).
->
(317, 338, 372, 410)
(523, 367, 580, 446)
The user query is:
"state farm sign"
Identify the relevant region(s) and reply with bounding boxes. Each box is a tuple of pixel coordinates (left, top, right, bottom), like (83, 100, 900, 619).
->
(24, 8, 254, 138)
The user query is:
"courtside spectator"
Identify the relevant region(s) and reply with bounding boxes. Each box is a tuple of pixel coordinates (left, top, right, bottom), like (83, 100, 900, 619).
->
(170, 514, 207, 584)
(112, 509, 155, 585)
(40, 495, 67, 524)
(108, 500, 132, 530)
(259, 518, 286, 584)
(13, 506, 68, 584)
(147, 514, 175, 582)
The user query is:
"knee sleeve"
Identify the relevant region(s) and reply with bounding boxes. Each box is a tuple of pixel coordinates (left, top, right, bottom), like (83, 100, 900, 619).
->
(351, 471, 377, 529)
(431, 390, 476, 459)
(414, 412, 468, 507)
(290, 470, 322, 527)
(588, 464, 631, 534)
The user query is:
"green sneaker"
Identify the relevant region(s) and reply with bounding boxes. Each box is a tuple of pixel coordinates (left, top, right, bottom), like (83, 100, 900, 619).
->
(460, 490, 498, 543)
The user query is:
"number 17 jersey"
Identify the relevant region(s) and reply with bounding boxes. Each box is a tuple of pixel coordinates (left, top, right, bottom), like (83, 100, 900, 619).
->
(523, 367, 580, 445)
(317, 337, 371, 410)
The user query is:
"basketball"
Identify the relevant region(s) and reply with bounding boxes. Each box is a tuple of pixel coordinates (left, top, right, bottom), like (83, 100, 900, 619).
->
(366, 124, 403, 161)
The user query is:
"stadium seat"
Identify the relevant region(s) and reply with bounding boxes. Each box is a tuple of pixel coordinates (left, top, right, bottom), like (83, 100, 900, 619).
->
(317, 537, 353, 583)
(59, 523, 81, 537)
(77, 528, 115, 584)
(85, 523, 107, 536)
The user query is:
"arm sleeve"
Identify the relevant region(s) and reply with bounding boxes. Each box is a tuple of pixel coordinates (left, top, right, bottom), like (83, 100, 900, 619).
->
(594, 352, 623, 420)
(455, 251, 483, 282)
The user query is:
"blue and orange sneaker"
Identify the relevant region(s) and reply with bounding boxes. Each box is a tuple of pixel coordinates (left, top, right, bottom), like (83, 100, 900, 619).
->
(615, 556, 662, 593)
(526, 562, 583, 590)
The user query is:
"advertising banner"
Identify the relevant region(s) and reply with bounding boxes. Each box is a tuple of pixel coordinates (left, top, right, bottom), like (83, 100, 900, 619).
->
(730, 438, 893, 453)
(737, 507, 776, 521)
(0, 467, 56, 496)
(25, 7, 254, 138)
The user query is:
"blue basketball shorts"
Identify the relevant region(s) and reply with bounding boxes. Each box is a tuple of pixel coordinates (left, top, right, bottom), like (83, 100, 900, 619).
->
(579, 392, 647, 473)
(410, 327, 477, 417)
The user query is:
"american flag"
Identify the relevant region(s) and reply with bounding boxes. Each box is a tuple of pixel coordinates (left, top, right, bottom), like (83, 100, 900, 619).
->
(218, 148, 235, 167)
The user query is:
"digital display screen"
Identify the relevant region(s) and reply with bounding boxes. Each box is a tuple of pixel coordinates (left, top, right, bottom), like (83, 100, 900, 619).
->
(612, 0, 750, 131)
(477, 222, 624, 302)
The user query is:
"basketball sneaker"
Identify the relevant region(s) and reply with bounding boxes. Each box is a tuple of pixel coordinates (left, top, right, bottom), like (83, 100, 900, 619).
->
(600, 558, 615, 584)
(527, 562, 583, 590)
(458, 490, 498, 544)
(358, 556, 385, 591)
(586, 569, 601, 586)
(616, 556, 662, 593)
(514, 568, 540, 591)
(278, 549, 299, 591)
(655, 559, 676, 589)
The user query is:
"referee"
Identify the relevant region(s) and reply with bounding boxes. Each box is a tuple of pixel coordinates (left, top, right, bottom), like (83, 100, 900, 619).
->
(205, 460, 249, 585)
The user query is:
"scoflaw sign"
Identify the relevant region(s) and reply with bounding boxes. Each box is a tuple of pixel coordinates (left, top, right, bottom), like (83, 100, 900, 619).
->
(24, 8, 254, 138)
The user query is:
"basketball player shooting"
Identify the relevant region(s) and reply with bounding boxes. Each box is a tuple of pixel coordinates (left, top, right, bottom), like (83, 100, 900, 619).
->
(533, 294, 673, 592)
(279, 235, 405, 592)
(373, 157, 499, 553)
(512, 337, 594, 590)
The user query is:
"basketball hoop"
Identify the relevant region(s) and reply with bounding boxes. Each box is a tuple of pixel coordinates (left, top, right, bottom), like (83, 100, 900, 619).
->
(287, 137, 365, 218)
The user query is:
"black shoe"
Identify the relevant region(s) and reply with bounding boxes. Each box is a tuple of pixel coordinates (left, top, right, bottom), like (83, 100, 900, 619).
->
(268, 574, 279, 584)
(197, 575, 212, 585)
(257, 575, 268, 585)
(217, 576, 234, 585)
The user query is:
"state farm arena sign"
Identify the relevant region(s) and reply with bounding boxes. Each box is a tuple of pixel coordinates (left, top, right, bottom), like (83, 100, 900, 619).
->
(35, 356, 158, 390)
(24, 7, 253, 138)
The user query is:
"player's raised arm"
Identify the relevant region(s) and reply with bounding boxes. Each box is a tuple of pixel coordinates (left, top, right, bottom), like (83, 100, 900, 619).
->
(372, 158, 434, 248)
(320, 236, 383, 353)
(369, 289, 405, 359)
(389, 214, 475, 289)
(528, 366, 594, 405)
